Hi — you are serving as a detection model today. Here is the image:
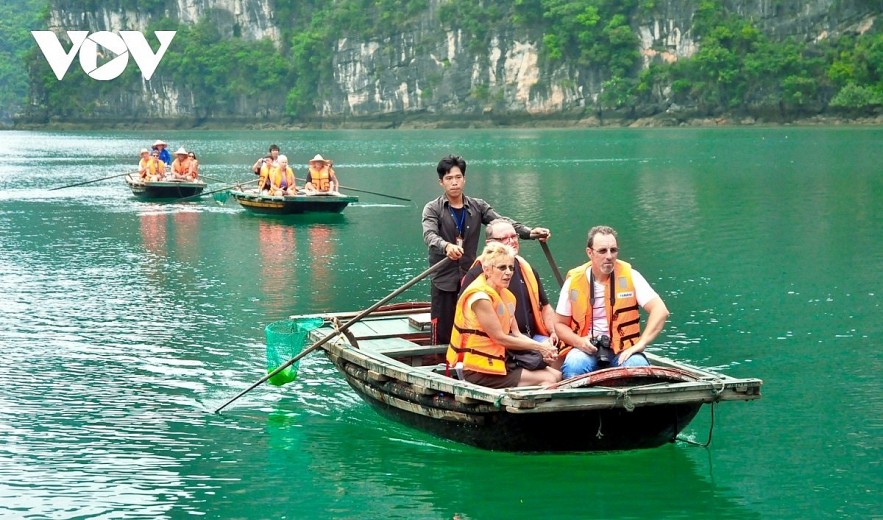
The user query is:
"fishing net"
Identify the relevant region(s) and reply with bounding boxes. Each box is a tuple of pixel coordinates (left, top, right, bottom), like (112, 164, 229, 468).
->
(265, 318, 324, 386)
(212, 190, 230, 205)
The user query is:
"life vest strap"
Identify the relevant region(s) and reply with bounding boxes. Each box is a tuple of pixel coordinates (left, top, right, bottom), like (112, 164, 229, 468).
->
(448, 345, 506, 362)
(453, 324, 489, 338)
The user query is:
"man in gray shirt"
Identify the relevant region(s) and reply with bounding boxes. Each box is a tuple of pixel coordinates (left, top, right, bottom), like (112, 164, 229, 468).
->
(422, 154, 550, 345)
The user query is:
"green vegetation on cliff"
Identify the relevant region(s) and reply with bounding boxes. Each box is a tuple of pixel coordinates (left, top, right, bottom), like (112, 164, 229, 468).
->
(0, 0, 47, 122)
(15, 0, 883, 125)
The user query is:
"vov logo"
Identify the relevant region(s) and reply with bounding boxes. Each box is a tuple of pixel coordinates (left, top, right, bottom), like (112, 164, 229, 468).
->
(32, 30, 176, 81)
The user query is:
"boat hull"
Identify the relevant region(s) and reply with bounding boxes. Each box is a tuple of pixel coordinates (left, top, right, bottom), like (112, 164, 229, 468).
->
(336, 360, 703, 452)
(126, 175, 205, 199)
(295, 309, 761, 453)
(231, 190, 358, 214)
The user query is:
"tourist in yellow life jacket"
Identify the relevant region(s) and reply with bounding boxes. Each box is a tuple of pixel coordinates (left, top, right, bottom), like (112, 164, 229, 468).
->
(139, 148, 165, 181)
(553, 225, 670, 379)
(446, 242, 561, 389)
(460, 219, 560, 357)
(268, 155, 297, 196)
(304, 154, 339, 194)
(170, 147, 192, 180)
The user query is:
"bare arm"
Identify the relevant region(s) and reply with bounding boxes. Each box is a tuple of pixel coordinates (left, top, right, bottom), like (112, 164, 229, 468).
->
(553, 312, 596, 355)
(473, 299, 557, 358)
(617, 297, 669, 363)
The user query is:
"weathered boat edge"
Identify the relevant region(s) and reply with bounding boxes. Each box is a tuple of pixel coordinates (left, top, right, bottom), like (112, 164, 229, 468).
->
(292, 307, 762, 452)
(125, 174, 206, 199)
(230, 189, 358, 214)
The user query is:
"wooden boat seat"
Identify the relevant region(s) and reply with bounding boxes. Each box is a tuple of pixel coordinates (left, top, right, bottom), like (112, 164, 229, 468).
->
(356, 338, 447, 358)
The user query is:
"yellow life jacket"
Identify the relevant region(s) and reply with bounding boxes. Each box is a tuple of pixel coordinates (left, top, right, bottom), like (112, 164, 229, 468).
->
(259, 163, 272, 190)
(308, 165, 331, 191)
(566, 259, 641, 354)
(271, 165, 295, 190)
(140, 158, 162, 179)
(469, 256, 548, 337)
(446, 275, 515, 375)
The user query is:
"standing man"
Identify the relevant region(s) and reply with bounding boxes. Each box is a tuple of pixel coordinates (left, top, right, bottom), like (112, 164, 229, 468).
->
(460, 219, 559, 348)
(422, 154, 550, 346)
(554, 225, 670, 379)
(252, 144, 280, 175)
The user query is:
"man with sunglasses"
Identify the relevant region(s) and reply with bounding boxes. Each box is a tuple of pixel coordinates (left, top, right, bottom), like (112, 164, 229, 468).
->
(422, 154, 550, 346)
(554, 225, 670, 378)
(460, 219, 559, 350)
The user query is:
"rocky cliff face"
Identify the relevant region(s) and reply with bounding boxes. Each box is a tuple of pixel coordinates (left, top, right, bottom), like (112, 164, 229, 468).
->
(40, 0, 880, 124)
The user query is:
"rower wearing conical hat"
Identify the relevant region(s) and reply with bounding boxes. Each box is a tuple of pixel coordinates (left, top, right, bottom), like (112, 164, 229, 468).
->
(304, 154, 340, 195)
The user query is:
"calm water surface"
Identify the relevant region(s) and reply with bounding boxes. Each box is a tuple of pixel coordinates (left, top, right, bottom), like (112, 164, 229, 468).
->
(0, 127, 880, 519)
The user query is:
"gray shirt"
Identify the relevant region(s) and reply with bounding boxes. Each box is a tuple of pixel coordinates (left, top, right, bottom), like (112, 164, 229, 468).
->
(422, 194, 531, 291)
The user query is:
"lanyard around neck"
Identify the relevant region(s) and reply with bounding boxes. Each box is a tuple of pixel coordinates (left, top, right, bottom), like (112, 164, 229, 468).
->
(449, 206, 466, 237)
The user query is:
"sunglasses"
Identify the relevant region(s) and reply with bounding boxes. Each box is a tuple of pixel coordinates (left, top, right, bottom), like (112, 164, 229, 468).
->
(494, 264, 516, 272)
(591, 247, 619, 255)
(489, 234, 518, 243)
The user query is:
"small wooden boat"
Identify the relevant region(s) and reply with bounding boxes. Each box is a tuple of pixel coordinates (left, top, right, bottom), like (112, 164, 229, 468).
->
(230, 189, 358, 215)
(293, 304, 763, 452)
(125, 173, 206, 199)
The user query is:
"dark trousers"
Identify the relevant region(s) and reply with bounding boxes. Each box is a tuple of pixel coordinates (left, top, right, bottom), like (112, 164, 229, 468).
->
(431, 285, 458, 346)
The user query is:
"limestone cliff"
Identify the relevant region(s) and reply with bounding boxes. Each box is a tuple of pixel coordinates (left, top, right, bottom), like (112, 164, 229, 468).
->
(30, 0, 882, 125)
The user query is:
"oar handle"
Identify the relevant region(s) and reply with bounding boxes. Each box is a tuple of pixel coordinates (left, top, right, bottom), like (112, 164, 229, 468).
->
(177, 177, 259, 201)
(294, 177, 410, 202)
(540, 241, 564, 288)
(49, 171, 136, 191)
(214, 257, 449, 414)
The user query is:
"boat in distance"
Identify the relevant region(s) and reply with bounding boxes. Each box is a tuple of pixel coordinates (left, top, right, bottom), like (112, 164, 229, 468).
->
(292, 304, 763, 452)
(230, 189, 358, 215)
(125, 173, 206, 199)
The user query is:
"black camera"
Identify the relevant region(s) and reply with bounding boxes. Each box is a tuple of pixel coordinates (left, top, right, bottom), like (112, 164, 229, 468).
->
(590, 335, 613, 363)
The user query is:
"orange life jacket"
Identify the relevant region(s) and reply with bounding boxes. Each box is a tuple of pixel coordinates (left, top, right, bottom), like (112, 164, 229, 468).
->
(308, 165, 331, 191)
(446, 275, 515, 375)
(565, 260, 641, 354)
(469, 256, 548, 336)
(172, 158, 190, 176)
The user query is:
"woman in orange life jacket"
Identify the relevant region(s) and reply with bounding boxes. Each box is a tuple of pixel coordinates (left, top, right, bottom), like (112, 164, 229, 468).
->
(446, 242, 561, 389)
(186, 151, 199, 180)
(139, 148, 165, 181)
(268, 155, 297, 196)
(304, 154, 340, 194)
(170, 147, 192, 181)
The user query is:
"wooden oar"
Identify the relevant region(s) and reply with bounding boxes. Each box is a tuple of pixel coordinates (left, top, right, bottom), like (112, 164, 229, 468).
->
(540, 241, 564, 288)
(176, 178, 259, 202)
(294, 177, 410, 202)
(49, 171, 136, 191)
(214, 257, 449, 414)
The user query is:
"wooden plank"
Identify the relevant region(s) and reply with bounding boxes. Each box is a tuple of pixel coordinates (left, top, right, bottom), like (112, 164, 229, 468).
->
(408, 312, 432, 331)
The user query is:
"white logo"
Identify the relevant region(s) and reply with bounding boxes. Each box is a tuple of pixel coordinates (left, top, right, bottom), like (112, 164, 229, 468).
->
(32, 30, 176, 81)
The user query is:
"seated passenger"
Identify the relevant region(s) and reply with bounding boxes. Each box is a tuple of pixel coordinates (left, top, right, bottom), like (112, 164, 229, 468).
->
(554, 225, 670, 379)
(304, 154, 340, 195)
(187, 151, 199, 180)
(269, 155, 297, 196)
(446, 242, 561, 389)
(170, 147, 192, 181)
(140, 149, 165, 181)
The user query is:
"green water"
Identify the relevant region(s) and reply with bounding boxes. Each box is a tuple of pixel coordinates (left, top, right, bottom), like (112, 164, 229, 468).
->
(0, 127, 879, 519)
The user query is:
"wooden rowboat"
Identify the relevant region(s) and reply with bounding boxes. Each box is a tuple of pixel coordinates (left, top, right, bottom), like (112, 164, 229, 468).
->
(230, 189, 358, 215)
(293, 304, 763, 452)
(125, 173, 206, 199)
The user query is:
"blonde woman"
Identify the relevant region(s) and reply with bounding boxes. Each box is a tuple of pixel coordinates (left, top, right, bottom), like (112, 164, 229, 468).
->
(446, 242, 561, 388)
